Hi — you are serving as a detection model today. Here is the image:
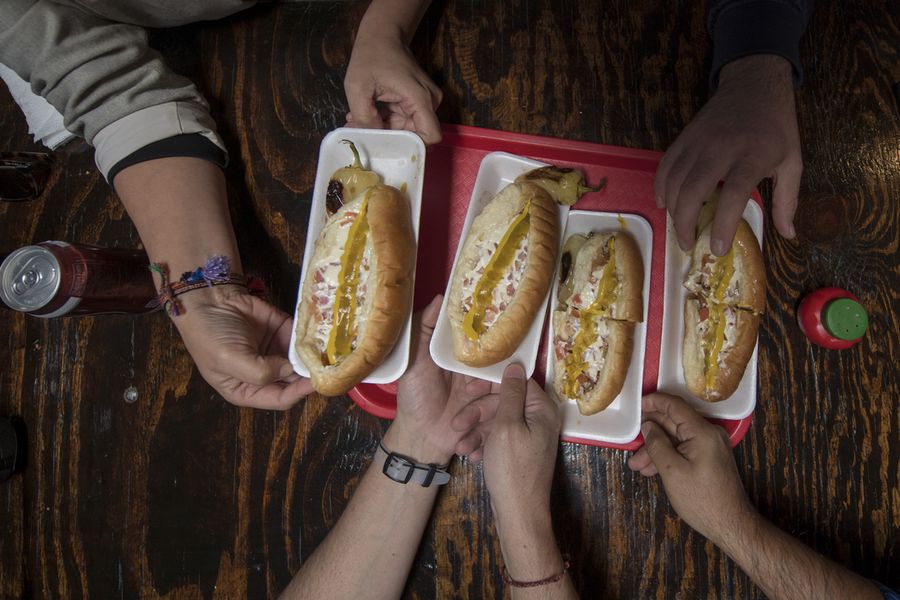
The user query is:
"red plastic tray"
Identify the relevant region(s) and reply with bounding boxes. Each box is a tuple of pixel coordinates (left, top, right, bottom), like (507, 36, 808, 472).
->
(349, 124, 756, 450)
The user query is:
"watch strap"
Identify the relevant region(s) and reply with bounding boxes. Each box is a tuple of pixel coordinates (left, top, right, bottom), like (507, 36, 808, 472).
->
(375, 441, 451, 487)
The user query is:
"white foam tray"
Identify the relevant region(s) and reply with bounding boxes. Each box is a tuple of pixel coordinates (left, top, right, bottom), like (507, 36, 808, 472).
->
(429, 152, 568, 383)
(656, 202, 764, 419)
(289, 128, 425, 384)
(545, 211, 652, 444)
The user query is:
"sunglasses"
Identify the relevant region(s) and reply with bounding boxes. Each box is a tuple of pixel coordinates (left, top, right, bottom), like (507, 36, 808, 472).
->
(0, 152, 54, 202)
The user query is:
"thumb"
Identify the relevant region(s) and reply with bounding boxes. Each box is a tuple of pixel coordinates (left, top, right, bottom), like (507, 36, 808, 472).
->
(496, 364, 527, 424)
(412, 295, 442, 361)
(344, 80, 384, 130)
(409, 98, 442, 145)
(640, 421, 687, 479)
(772, 156, 802, 239)
(524, 379, 560, 432)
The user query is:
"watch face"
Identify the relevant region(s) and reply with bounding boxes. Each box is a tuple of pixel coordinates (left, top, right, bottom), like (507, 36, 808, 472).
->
(383, 454, 415, 484)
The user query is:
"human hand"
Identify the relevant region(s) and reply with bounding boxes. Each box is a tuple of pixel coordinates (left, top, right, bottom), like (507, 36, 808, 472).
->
(384, 296, 492, 464)
(344, 26, 443, 144)
(173, 286, 312, 410)
(627, 393, 756, 543)
(464, 365, 561, 521)
(655, 54, 802, 255)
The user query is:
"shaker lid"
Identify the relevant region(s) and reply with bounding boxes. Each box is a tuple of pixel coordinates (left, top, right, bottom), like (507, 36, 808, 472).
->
(823, 297, 868, 341)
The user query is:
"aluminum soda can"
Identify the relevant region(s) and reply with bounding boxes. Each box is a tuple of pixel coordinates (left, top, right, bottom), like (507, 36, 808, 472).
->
(0, 241, 157, 317)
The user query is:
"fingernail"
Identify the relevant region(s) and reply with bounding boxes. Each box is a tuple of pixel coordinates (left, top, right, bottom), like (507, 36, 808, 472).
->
(279, 363, 296, 379)
(655, 195, 664, 208)
(505, 363, 525, 379)
(641, 422, 651, 437)
(710, 238, 727, 256)
(787, 223, 797, 238)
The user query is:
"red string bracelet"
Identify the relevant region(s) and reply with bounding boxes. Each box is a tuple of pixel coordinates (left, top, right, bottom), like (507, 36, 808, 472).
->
(501, 555, 571, 588)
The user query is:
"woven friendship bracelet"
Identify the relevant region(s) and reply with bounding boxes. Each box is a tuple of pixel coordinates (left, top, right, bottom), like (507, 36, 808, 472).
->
(500, 555, 571, 588)
(149, 255, 264, 316)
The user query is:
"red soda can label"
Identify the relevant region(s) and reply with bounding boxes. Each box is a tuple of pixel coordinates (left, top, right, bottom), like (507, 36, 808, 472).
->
(0, 241, 158, 317)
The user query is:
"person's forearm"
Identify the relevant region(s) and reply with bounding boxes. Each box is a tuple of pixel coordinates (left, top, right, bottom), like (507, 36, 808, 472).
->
(494, 508, 577, 600)
(357, 0, 430, 45)
(114, 157, 246, 324)
(281, 421, 448, 599)
(113, 157, 241, 276)
(716, 510, 882, 600)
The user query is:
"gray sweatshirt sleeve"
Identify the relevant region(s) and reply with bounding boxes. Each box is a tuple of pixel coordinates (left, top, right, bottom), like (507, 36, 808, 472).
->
(0, 0, 226, 179)
(707, 0, 814, 88)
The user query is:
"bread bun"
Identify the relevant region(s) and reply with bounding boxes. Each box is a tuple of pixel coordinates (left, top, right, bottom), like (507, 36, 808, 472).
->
(564, 232, 643, 322)
(551, 312, 635, 414)
(550, 231, 644, 415)
(296, 184, 415, 396)
(447, 182, 559, 367)
(683, 298, 760, 401)
(684, 220, 766, 314)
(681, 219, 765, 401)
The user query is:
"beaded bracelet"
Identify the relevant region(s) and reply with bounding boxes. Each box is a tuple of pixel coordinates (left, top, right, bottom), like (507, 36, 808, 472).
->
(500, 555, 571, 588)
(149, 255, 265, 316)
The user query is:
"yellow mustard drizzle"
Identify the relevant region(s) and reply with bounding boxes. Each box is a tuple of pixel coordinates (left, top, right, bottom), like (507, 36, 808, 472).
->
(326, 193, 370, 364)
(562, 237, 617, 398)
(462, 203, 532, 340)
(703, 246, 735, 388)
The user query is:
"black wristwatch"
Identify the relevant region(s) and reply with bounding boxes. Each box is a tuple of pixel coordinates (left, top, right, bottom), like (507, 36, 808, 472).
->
(375, 441, 451, 487)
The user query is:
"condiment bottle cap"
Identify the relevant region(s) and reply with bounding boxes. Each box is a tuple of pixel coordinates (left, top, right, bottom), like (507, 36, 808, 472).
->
(823, 298, 868, 341)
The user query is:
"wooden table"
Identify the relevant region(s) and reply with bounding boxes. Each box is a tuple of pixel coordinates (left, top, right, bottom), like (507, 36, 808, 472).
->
(1, 1, 897, 598)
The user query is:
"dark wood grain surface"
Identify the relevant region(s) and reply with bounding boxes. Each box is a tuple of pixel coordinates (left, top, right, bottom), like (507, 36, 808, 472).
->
(0, 1, 898, 598)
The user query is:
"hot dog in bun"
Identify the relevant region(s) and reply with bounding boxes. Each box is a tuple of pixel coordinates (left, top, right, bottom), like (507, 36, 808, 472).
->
(447, 167, 599, 367)
(295, 143, 415, 396)
(682, 219, 765, 401)
(550, 231, 644, 415)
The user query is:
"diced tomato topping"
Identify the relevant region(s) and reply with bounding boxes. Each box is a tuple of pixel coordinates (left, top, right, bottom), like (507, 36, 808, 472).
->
(507, 283, 516, 296)
(698, 306, 709, 321)
(572, 294, 582, 305)
(314, 269, 325, 283)
(554, 342, 566, 360)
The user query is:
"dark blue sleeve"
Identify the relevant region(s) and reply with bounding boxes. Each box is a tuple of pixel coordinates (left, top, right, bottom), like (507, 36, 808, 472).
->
(876, 581, 900, 600)
(706, 0, 813, 88)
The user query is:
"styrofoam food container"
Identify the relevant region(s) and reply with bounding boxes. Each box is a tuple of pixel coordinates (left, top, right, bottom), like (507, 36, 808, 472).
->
(429, 152, 568, 383)
(289, 128, 426, 384)
(656, 201, 763, 419)
(545, 211, 652, 444)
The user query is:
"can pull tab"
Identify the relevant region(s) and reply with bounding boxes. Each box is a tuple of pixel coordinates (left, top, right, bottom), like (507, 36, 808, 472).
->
(12, 268, 40, 294)
(11, 255, 57, 302)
